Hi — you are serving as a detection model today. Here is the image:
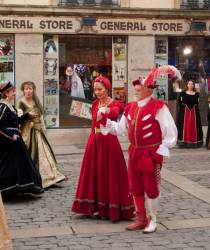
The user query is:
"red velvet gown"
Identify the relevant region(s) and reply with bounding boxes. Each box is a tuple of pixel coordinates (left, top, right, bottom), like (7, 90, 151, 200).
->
(72, 99, 134, 221)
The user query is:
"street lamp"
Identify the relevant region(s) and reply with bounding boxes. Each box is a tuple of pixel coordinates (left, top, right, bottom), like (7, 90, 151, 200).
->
(183, 46, 192, 55)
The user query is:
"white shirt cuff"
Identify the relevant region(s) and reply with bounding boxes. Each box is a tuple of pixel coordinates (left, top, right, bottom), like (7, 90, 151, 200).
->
(156, 144, 170, 157)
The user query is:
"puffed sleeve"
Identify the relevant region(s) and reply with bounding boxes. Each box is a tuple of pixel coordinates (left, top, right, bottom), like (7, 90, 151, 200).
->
(16, 101, 30, 124)
(0, 104, 14, 140)
(107, 100, 124, 120)
(100, 102, 129, 136)
(17, 112, 30, 125)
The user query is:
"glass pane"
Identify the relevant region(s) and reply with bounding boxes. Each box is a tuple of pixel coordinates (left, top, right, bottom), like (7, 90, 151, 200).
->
(58, 35, 112, 128)
(0, 35, 14, 84)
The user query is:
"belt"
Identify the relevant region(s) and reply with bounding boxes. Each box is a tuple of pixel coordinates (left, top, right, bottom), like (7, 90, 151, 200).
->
(131, 142, 161, 149)
(94, 127, 101, 134)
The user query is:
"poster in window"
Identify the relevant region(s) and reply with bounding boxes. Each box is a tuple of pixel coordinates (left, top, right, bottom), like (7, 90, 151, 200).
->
(155, 39, 168, 55)
(114, 43, 126, 61)
(43, 35, 59, 128)
(0, 35, 14, 83)
(44, 95, 59, 127)
(69, 98, 92, 120)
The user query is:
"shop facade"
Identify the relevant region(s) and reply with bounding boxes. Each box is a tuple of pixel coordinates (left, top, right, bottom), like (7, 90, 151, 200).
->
(0, 7, 209, 144)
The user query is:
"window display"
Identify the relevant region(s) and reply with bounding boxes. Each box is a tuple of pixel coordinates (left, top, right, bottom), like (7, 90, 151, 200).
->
(43, 35, 128, 128)
(0, 35, 14, 83)
(168, 36, 210, 125)
(112, 37, 127, 102)
(58, 35, 112, 128)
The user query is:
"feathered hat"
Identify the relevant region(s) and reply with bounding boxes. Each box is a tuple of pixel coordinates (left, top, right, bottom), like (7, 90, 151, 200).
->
(133, 65, 181, 89)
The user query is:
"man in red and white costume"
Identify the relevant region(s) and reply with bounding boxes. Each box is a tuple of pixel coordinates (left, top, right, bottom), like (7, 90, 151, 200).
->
(98, 77, 177, 233)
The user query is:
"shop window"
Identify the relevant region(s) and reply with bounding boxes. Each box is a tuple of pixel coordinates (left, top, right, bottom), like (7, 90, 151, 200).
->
(181, 0, 210, 9)
(44, 35, 112, 128)
(0, 35, 14, 84)
(168, 36, 210, 125)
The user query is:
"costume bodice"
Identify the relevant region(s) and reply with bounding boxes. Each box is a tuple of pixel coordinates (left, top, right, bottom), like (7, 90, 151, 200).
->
(91, 99, 124, 132)
(179, 91, 199, 110)
(17, 100, 42, 130)
(0, 102, 19, 129)
(124, 98, 164, 148)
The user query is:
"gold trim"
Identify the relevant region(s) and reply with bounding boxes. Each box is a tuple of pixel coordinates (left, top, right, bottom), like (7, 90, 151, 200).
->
(75, 198, 134, 210)
(134, 107, 140, 148)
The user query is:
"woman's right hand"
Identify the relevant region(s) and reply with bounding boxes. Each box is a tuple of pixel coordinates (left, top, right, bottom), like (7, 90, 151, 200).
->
(12, 134, 19, 141)
(29, 111, 37, 119)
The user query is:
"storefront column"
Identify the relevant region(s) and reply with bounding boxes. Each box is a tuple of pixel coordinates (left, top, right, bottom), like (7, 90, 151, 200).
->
(127, 35, 155, 101)
(15, 34, 43, 101)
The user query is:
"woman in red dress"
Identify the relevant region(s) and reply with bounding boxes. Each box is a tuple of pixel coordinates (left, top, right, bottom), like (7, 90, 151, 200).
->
(72, 76, 134, 221)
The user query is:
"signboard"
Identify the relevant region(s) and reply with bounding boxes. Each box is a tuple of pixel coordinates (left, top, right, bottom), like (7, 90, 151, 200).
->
(0, 16, 191, 35)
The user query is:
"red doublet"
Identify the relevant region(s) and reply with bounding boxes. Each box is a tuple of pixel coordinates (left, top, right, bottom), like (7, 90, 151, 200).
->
(124, 98, 164, 198)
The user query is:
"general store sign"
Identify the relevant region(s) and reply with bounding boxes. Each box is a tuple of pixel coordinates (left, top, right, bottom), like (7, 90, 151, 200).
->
(0, 16, 191, 35)
(97, 19, 190, 35)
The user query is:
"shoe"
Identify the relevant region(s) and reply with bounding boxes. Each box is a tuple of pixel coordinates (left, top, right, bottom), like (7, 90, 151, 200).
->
(126, 212, 147, 231)
(143, 215, 157, 233)
(25, 186, 44, 195)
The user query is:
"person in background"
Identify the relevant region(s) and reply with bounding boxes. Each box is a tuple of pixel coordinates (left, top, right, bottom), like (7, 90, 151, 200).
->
(206, 96, 210, 149)
(97, 77, 177, 233)
(60, 64, 85, 99)
(0, 81, 44, 196)
(0, 193, 13, 250)
(75, 64, 93, 100)
(17, 81, 66, 188)
(72, 75, 134, 222)
(177, 80, 203, 148)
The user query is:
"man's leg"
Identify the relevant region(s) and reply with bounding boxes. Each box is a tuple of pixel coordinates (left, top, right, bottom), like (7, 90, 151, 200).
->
(143, 164, 161, 233)
(126, 195, 147, 230)
(143, 197, 158, 233)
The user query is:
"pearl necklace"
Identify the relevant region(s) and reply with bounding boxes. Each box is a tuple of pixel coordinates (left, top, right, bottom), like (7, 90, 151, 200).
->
(99, 97, 112, 108)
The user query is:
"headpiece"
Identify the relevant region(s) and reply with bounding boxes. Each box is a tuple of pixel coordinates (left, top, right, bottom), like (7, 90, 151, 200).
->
(132, 75, 158, 89)
(94, 75, 111, 90)
(0, 81, 14, 93)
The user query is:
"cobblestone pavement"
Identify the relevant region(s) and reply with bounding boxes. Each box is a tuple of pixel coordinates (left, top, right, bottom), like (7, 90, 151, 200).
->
(3, 145, 210, 250)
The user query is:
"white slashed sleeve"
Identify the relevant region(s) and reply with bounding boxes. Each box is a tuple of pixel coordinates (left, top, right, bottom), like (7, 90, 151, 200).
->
(100, 114, 128, 136)
(155, 104, 177, 157)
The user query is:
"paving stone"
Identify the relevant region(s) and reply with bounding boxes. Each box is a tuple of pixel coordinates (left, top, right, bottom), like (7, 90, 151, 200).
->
(4, 146, 210, 249)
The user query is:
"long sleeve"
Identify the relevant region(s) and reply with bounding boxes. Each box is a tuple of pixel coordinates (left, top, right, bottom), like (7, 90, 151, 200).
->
(0, 104, 14, 140)
(155, 104, 177, 157)
(100, 114, 128, 136)
(18, 112, 30, 124)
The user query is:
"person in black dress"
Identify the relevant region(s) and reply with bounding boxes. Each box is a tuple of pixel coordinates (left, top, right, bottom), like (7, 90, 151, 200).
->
(206, 96, 210, 149)
(0, 81, 44, 196)
(176, 80, 203, 148)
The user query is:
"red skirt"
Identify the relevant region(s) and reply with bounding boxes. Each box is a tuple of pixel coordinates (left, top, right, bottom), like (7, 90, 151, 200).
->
(72, 132, 134, 221)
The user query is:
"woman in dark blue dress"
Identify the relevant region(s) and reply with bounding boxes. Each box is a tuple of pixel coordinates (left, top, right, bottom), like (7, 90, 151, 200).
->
(0, 81, 44, 196)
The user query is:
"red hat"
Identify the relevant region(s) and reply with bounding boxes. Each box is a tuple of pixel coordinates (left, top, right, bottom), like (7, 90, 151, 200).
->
(132, 78, 143, 86)
(94, 76, 111, 90)
(133, 71, 158, 89)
